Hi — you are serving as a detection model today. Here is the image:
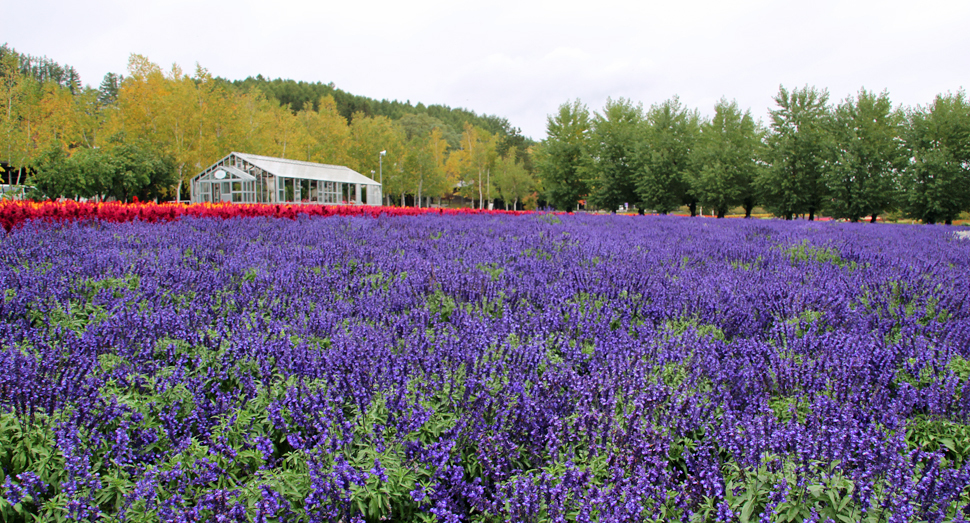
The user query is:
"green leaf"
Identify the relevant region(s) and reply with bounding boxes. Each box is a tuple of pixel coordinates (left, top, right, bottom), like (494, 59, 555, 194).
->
(838, 494, 852, 512)
(740, 497, 756, 523)
(369, 496, 381, 518)
(940, 438, 957, 452)
(827, 490, 840, 509)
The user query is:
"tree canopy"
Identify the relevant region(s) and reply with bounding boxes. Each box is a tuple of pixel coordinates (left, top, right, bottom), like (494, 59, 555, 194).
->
(0, 49, 535, 209)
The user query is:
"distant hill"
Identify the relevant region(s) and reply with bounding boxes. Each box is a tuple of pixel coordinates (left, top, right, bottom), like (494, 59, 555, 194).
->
(228, 76, 507, 133)
(224, 76, 534, 167)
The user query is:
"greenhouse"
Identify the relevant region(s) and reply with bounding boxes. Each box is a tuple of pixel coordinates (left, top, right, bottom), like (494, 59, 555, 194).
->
(190, 152, 382, 205)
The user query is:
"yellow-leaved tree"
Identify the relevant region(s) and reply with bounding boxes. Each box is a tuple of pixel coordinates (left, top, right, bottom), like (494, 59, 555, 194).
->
(403, 127, 449, 207)
(446, 123, 497, 208)
(0, 52, 43, 186)
(230, 88, 277, 156)
(264, 102, 312, 160)
(106, 55, 166, 143)
(348, 113, 405, 205)
(188, 65, 235, 184)
(296, 95, 351, 166)
(34, 81, 97, 152)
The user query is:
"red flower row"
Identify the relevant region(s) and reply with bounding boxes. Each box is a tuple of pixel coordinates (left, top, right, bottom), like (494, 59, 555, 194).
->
(0, 201, 533, 231)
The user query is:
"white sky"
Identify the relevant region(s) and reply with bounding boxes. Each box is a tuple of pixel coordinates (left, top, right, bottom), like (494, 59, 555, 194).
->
(4, 0, 969, 139)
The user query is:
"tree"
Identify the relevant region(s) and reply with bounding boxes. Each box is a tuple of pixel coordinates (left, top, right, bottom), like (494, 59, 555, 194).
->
(760, 85, 832, 220)
(71, 146, 119, 200)
(493, 146, 534, 210)
(188, 65, 236, 187)
(534, 100, 592, 211)
(398, 113, 459, 147)
(106, 55, 166, 143)
(98, 72, 121, 106)
(826, 89, 905, 222)
(29, 146, 83, 200)
(403, 127, 449, 206)
(637, 96, 700, 215)
(902, 91, 970, 224)
(348, 114, 405, 204)
(297, 95, 351, 166)
(71, 87, 101, 149)
(446, 123, 497, 209)
(0, 52, 44, 186)
(587, 98, 643, 213)
(157, 64, 197, 201)
(231, 88, 277, 156)
(35, 82, 85, 151)
(265, 101, 312, 160)
(29, 141, 176, 202)
(690, 99, 764, 218)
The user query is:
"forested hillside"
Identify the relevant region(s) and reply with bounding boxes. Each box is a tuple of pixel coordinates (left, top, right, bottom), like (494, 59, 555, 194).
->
(228, 77, 516, 139)
(0, 44, 537, 209)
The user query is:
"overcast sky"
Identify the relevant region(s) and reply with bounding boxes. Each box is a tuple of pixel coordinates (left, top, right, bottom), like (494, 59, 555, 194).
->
(5, 0, 969, 139)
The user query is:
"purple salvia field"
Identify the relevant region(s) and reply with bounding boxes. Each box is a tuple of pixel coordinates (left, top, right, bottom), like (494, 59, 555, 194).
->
(1, 214, 969, 522)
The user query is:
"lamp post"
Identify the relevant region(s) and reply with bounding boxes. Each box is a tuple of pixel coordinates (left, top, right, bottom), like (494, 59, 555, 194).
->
(379, 150, 387, 206)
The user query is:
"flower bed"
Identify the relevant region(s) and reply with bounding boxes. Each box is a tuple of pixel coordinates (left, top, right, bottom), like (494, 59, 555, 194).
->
(1, 213, 968, 521)
(0, 200, 531, 232)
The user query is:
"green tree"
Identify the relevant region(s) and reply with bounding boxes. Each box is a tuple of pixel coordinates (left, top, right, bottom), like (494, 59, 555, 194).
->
(637, 96, 700, 215)
(535, 100, 592, 211)
(403, 127, 449, 207)
(760, 85, 832, 220)
(398, 113, 459, 148)
(493, 146, 534, 210)
(103, 141, 177, 202)
(98, 72, 121, 106)
(690, 99, 764, 218)
(30, 142, 176, 202)
(902, 91, 970, 224)
(72, 146, 119, 200)
(587, 98, 644, 213)
(826, 89, 905, 222)
(29, 146, 83, 200)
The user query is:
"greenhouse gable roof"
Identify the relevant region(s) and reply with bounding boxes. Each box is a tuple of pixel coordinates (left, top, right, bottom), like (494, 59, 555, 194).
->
(233, 153, 379, 185)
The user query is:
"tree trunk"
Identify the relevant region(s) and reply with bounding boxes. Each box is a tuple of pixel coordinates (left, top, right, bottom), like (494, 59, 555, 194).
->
(945, 218, 952, 225)
(870, 214, 878, 223)
(417, 179, 423, 208)
(716, 208, 725, 218)
(486, 167, 490, 209)
(175, 164, 184, 202)
(808, 208, 815, 221)
(688, 202, 697, 217)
